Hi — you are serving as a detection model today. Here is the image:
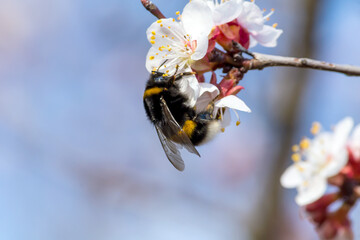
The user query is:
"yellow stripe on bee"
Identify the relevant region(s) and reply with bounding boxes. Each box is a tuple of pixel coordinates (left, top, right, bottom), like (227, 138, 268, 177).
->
(182, 120, 197, 138)
(143, 87, 166, 99)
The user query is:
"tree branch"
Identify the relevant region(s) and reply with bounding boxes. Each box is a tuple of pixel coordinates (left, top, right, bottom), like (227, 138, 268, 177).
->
(140, 0, 165, 19)
(242, 52, 360, 76)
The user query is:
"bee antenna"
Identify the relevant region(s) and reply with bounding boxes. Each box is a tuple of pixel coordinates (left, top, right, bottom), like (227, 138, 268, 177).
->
(157, 60, 168, 71)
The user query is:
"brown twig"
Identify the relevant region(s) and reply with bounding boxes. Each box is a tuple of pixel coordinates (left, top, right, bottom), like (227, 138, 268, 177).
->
(242, 52, 360, 76)
(140, 0, 165, 19)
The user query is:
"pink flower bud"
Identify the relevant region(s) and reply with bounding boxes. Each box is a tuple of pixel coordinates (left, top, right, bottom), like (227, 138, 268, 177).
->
(306, 193, 339, 212)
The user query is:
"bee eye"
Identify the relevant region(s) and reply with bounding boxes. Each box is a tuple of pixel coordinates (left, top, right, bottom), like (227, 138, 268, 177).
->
(154, 77, 163, 82)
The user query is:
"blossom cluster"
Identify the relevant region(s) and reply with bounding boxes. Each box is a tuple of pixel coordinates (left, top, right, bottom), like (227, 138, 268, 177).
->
(281, 117, 360, 239)
(145, 0, 282, 129)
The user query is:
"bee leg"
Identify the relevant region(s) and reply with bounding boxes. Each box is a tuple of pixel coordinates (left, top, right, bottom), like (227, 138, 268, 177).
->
(170, 65, 180, 84)
(174, 71, 196, 82)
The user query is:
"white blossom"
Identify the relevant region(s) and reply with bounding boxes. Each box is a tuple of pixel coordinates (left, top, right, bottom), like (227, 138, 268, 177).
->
(145, 0, 214, 75)
(236, 1, 283, 48)
(280, 117, 353, 206)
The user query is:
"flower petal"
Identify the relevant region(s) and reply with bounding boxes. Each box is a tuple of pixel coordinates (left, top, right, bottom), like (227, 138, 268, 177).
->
(211, 0, 243, 26)
(331, 117, 354, 154)
(146, 18, 185, 45)
(214, 95, 251, 112)
(191, 35, 210, 60)
(145, 46, 171, 73)
(323, 149, 348, 178)
(221, 108, 231, 128)
(295, 177, 327, 206)
(250, 25, 283, 48)
(182, 0, 214, 40)
(350, 124, 360, 159)
(182, 0, 214, 60)
(280, 162, 309, 189)
(351, 124, 360, 144)
(175, 72, 200, 107)
(236, 1, 264, 32)
(196, 83, 220, 112)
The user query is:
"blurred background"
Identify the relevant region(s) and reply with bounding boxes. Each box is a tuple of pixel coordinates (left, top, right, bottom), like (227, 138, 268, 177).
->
(0, 0, 359, 239)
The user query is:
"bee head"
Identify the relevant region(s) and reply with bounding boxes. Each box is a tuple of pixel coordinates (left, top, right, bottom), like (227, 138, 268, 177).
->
(149, 70, 172, 85)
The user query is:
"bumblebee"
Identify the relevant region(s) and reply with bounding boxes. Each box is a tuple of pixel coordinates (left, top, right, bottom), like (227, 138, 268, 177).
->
(143, 68, 221, 171)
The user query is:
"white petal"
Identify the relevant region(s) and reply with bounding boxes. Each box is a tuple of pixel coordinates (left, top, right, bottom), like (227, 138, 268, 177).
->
(196, 83, 220, 112)
(280, 162, 309, 188)
(306, 133, 331, 165)
(191, 35, 209, 60)
(182, 0, 214, 39)
(182, 0, 214, 60)
(295, 177, 327, 206)
(176, 73, 200, 107)
(221, 108, 232, 128)
(323, 149, 348, 178)
(250, 25, 283, 48)
(146, 18, 185, 46)
(331, 117, 354, 154)
(350, 124, 360, 158)
(145, 47, 171, 73)
(212, 0, 243, 26)
(351, 124, 360, 144)
(248, 35, 258, 48)
(237, 1, 264, 32)
(214, 95, 251, 113)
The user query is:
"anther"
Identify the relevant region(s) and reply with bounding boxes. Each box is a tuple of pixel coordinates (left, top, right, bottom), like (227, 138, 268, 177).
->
(150, 40, 155, 44)
(156, 20, 162, 23)
(236, 121, 240, 126)
(149, 56, 155, 60)
(176, 11, 180, 15)
(310, 122, 321, 135)
(291, 153, 301, 162)
(272, 23, 278, 28)
(221, 128, 225, 133)
(292, 145, 299, 152)
(300, 138, 310, 150)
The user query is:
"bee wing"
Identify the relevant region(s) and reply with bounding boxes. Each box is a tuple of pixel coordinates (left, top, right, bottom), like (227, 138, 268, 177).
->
(159, 97, 200, 157)
(154, 124, 185, 171)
